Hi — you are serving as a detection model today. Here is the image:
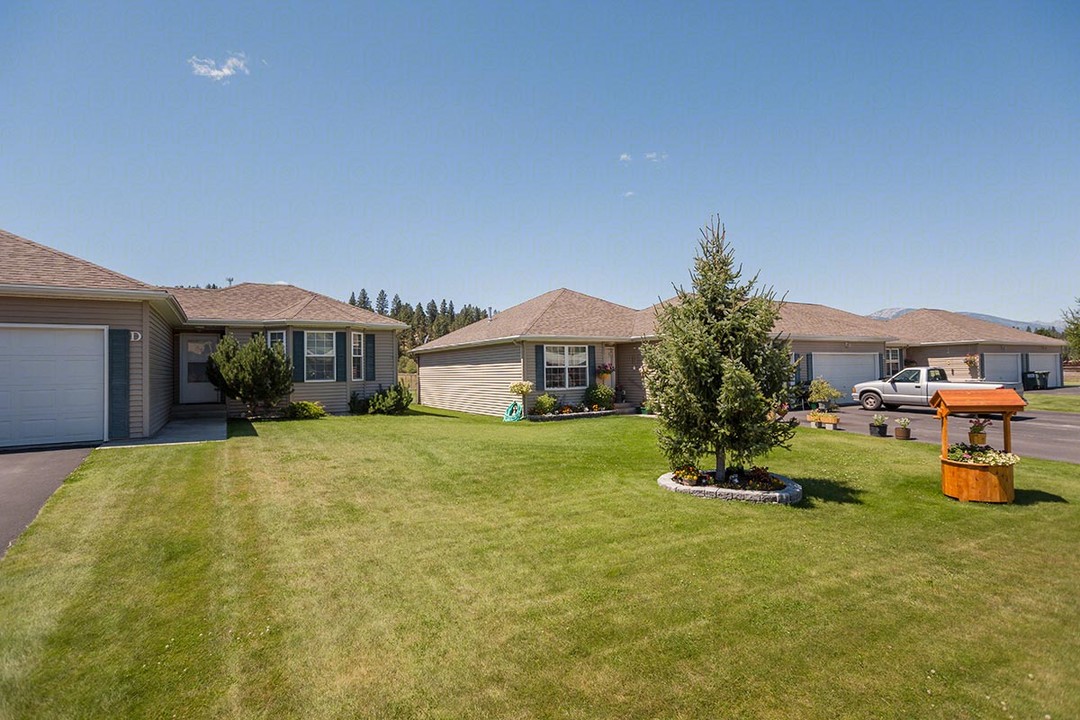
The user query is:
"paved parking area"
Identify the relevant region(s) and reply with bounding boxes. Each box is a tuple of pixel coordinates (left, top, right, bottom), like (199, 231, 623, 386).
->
(828, 405, 1080, 464)
(1, 447, 92, 558)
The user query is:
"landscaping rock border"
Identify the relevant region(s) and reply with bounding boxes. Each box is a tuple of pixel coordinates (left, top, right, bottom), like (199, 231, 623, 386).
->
(657, 472, 803, 505)
(527, 410, 616, 422)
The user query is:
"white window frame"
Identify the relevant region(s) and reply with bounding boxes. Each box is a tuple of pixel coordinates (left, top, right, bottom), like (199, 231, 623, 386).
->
(543, 344, 588, 390)
(304, 331, 336, 382)
(266, 330, 287, 354)
(885, 348, 900, 376)
(351, 332, 365, 381)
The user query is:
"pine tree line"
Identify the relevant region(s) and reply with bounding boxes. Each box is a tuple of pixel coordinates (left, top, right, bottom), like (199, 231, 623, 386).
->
(347, 289, 492, 355)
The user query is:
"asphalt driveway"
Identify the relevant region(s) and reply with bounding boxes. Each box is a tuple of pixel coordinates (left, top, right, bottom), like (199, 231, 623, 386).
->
(828, 405, 1080, 464)
(1, 447, 91, 558)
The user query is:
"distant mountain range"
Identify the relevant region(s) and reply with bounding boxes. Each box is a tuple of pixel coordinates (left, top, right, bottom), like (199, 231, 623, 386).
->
(867, 308, 1062, 332)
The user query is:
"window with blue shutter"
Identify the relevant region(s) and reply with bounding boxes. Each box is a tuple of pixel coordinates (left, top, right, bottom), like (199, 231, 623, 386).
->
(108, 329, 130, 439)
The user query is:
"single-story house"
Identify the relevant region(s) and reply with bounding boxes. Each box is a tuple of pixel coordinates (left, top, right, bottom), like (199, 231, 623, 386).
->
(412, 288, 897, 416)
(0, 229, 405, 449)
(881, 309, 1068, 387)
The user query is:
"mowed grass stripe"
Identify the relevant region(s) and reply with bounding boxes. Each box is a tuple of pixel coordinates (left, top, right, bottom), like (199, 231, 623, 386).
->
(0, 409, 1077, 718)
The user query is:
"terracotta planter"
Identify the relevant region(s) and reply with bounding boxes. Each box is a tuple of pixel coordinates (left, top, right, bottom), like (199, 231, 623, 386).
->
(941, 457, 1014, 503)
(894, 427, 911, 440)
(969, 432, 987, 445)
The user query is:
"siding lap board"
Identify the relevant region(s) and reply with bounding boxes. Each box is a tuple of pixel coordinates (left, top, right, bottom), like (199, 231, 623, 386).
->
(419, 343, 522, 416)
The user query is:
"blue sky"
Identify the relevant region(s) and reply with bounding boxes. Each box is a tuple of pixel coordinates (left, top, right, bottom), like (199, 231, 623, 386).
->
(3, 1, 1077, 323)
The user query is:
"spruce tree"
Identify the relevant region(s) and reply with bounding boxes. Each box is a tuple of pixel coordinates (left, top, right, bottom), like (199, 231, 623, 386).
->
(376, 290, 388, 316)
(348, 291, 357, 306)
(207, 333, 294, 415)
(357, 289, 372, 310)
(426, 300, 438, 324)
(390, 293, 403, 318)
(641, 218, 797, 477)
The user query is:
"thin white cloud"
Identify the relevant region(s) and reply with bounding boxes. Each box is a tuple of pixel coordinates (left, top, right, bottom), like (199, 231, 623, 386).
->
(619, 153, 632, 163)
(644, 152, 668, 163)
(188, 52, 250, 82)
(272, 280, 290, 285)
(623, 191, 635, 197)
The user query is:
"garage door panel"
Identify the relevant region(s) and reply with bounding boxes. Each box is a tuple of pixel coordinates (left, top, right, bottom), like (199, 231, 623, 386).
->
(1028, 354, 1062, 387)
(983, 354, 1020, 383)
(0, 327, 105, 448)
(812, 353, 880, 404)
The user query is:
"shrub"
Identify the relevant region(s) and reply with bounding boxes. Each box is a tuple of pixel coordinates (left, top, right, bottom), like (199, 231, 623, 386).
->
(348, 392, 370, 415)
(509, 380, 534, 397)
(368, 383, 413, 415)
(808, 377, 842, 406)
(533, 393, 559, 415)
(207, 333, 294, 415)
(398, 355, 418, 373)
(583, 383, 615, 410)
(282, 401, 327, 419)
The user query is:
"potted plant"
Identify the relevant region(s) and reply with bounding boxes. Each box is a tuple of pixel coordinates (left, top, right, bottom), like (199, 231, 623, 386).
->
(595, 362, 615, 381)
(869, 413, 888, 437)
(808, 377, 843, 411)
(894, 417, 911, 440)
(968, 417, 992, 444)
(964, 353, 980, 378)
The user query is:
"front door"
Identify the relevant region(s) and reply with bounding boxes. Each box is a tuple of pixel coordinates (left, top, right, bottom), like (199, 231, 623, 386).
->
(179, 334, 220, 404)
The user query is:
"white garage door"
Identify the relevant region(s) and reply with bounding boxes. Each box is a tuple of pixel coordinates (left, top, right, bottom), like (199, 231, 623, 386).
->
(983, 353, 1020, 383)
(0, 327, 106, 448)
(1028, 353, 1062, 388)
(811, 353, 880, 404)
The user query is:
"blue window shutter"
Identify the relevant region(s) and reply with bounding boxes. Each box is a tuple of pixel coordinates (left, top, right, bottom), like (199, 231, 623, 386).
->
(587, 345, 596, 382)
(365, 333, 376, 381)
(108, 329, 130, 439)
(335, 332, 347, 381)
(292, 331, 305, 382)
(806, 353, 814, 381)
(535, 345, 545, 391)
(978, 353, 985, 378)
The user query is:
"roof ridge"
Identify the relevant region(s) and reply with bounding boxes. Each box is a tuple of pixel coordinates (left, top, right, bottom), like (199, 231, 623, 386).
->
(521, 288, 569, 336)
(280, 293, 318, 320)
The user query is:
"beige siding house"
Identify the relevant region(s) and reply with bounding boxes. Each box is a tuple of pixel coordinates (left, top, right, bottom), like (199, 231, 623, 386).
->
(412, 289, 896, 416)
(882, 309, 1067, 388)
(0, 229, 405, 449)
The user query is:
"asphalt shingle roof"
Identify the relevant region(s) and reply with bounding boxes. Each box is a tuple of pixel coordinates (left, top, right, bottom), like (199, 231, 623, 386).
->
(0, 228, 156, 292)
(169, 283, 407, 327)
(883, 309, 1066, 347)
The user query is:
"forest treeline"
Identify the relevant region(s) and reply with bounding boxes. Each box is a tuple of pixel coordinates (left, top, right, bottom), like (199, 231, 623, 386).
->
(347, 289, 491, 365)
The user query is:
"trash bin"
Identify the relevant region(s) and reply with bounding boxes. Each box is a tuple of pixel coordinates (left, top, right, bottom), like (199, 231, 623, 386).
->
(1034, 371, 1050, 390)
(1022, 371, 1038, 391)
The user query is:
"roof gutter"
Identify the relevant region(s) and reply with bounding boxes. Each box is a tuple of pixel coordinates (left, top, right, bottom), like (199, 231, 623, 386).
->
(887, 338, 1067, 348)
(0, 283, 174, 302)
(412, 334, 654, 354)
(181, 317, 408, 330)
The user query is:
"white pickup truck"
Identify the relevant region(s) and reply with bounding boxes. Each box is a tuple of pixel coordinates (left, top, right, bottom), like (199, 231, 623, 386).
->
(851, 367, 1021, 411)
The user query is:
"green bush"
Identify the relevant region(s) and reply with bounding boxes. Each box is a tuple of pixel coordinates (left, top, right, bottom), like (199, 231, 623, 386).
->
(282, 401, 327, 420)
(398, 355, 417, 373)
(583, 383, 615, 410)
(533, 393, 559, 415)
(348, 392, 370, 415)
(207, 333, 294, 415)
(368, 383, 413, 415)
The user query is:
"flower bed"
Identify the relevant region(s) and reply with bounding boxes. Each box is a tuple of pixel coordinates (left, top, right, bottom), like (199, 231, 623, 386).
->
(527, 409, 616, 422)
(658, 470, 802, 505)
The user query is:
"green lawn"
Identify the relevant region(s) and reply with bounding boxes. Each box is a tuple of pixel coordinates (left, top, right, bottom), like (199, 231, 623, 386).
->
(2, 409, 1078, 719)
(1023, 392, 1080, 413)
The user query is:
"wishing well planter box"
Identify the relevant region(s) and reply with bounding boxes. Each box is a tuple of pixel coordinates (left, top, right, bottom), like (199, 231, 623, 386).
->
(940, 458, 1014, 504)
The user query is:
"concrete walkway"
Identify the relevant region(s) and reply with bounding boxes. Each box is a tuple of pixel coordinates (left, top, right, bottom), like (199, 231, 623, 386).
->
(102, 417, 227, 448)
(1, 447, 92, 558)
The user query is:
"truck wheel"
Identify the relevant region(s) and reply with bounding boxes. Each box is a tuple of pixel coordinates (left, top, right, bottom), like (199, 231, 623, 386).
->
(860, 393, 883, 411)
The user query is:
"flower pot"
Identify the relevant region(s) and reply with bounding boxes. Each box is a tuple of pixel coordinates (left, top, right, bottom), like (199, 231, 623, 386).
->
(895, 427, 911, 440)
(870, 424, 888, 437)
(969, 432, 987, 445)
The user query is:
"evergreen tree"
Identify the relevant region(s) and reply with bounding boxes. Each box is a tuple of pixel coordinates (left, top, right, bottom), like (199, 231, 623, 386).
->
(348, 291, 357, 306)
(448, 300, 456, 321)
(426, 299, 438, 324)
(376, 289, 388, 316)
(207, 333, 294, 415)
(390, 294, 403, 318)
(641, 218, 797, 477)
(357, 289, 372, 311)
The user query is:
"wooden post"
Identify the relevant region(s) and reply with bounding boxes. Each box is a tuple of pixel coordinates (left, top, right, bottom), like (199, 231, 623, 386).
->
(1003, 411, 1013, 453)
(939, 408, 949, 457)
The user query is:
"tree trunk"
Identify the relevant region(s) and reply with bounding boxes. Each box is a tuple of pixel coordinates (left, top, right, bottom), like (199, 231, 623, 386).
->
(715, 445, 725, 482)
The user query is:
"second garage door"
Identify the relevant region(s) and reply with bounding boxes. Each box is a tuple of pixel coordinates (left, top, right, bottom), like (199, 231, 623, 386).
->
(1028, 353, 1062, 388)
(811, 353, 880, 404)
(983, 353, 1021, 384)
(0, 326, 106, 448)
